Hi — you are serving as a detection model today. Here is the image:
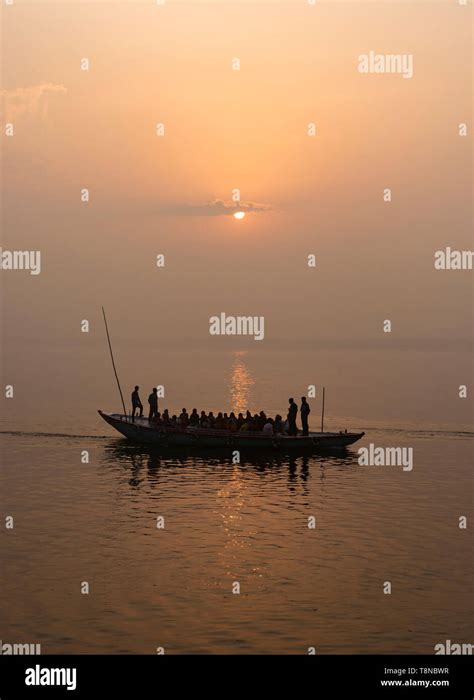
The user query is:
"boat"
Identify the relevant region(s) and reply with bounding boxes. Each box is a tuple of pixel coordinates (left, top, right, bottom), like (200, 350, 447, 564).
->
(97, 309, 365, 453)
(98, 411, 365, 451)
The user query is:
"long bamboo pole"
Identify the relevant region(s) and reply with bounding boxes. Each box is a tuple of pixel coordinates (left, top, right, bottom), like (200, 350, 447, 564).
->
(102, 306, 127, 418)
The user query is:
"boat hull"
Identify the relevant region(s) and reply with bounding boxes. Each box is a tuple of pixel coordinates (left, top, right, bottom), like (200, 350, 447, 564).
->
(98, 411, 364, 451)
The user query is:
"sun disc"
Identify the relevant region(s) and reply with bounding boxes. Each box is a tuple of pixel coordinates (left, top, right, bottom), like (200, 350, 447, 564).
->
(234, 211, 245, 220)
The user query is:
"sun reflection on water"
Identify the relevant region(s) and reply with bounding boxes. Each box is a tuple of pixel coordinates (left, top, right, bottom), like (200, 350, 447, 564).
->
(229, 351, 255, 415)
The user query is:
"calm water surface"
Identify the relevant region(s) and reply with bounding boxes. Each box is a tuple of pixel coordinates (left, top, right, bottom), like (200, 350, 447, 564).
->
(1, 349, 472, 653)
(1, 427, 472, 654)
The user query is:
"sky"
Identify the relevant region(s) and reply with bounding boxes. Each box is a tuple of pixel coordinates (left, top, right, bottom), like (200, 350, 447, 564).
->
(1, 0, 472, 429)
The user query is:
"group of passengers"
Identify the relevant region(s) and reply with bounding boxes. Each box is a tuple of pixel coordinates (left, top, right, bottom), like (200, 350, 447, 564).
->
(131, 387, 311, 436)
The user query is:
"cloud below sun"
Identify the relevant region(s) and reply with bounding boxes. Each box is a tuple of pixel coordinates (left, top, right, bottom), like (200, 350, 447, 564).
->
(158, 199, 271, 218)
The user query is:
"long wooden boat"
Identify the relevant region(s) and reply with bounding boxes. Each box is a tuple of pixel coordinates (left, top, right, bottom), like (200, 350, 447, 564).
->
(98, 411, 364, 451)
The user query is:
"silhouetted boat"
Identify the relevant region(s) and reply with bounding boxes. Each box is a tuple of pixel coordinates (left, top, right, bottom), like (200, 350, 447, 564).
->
(98, 411, 364, 451)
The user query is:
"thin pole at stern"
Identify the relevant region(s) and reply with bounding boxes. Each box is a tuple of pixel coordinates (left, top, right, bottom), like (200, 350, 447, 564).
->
(102, 306, 127, 418)
(321, 386, 325, 433)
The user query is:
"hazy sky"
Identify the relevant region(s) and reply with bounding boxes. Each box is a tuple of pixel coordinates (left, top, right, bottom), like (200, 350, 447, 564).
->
(1, 1, 472, 429)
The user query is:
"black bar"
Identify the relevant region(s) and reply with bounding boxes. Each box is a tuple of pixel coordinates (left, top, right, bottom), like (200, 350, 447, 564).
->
(0, 655, 472, 698)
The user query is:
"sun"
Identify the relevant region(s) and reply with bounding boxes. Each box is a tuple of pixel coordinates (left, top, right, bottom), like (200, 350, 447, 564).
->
(233, 211, 245, 220)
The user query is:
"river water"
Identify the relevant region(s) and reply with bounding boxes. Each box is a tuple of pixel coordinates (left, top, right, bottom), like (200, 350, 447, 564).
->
(1, 349, 472, 653)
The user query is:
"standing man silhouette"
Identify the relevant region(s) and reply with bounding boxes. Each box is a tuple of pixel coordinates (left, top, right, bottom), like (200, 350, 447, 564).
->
(287, 398, 298, 436)
(148, 387, 159, 421)
(300, 396, 310, 436)
(131, 385, 143, 421)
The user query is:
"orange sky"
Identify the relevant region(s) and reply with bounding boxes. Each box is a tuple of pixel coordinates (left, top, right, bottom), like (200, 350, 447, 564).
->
(1, 0, 472, 427)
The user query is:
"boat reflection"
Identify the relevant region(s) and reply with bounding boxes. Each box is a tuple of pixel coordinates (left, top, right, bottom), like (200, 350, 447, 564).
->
(102, 441, 359, 490)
